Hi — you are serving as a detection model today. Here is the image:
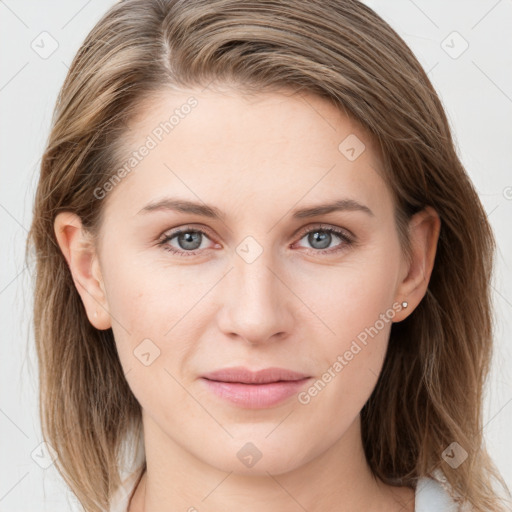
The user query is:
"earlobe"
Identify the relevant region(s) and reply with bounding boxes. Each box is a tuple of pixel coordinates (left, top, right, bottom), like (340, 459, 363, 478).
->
(393, 206, 441, 322)
(53, 212, 111, 330)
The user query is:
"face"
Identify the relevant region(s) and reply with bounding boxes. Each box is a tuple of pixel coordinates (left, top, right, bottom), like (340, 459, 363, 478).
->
(82, 86, 413, 475)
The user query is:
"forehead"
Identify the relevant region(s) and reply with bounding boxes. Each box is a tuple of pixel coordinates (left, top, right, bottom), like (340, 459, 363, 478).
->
(101, 86, 391, 222)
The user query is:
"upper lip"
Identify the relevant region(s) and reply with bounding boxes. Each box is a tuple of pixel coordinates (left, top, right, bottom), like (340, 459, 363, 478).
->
(201, 366, 310, 384)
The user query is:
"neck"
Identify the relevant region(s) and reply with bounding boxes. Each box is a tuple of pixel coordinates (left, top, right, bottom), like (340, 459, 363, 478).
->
(128, 412, 414, 512)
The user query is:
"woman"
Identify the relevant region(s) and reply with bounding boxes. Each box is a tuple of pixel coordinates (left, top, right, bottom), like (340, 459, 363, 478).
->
(26, 0, 511, 511)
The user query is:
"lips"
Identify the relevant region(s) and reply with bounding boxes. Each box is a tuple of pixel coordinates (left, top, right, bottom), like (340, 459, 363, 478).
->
(200, 366, 312, 409)
(201, 366, 310, 384)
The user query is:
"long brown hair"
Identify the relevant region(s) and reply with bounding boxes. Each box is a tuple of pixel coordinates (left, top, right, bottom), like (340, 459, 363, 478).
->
(26, 1, 511, 510)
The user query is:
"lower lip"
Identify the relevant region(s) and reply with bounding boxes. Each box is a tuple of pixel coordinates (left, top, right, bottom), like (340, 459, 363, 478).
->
(201, 377, 311, 409)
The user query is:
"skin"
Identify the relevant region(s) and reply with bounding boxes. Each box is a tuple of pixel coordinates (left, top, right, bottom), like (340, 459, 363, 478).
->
(54, 85, 440, 512)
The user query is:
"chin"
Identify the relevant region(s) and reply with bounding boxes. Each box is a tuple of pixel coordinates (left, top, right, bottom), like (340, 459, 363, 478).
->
(199, 437, 309, 477)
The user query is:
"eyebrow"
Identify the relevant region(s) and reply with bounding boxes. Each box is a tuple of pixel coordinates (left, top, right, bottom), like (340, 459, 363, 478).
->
(292, 199, 374, 218)
(137, 197, 374, 219)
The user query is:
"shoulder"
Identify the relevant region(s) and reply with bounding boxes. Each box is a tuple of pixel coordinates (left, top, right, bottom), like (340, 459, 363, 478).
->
(415, 472, 465, 512)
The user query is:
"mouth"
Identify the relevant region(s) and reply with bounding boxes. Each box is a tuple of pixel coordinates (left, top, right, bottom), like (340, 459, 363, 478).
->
(200, 366, 312, 409)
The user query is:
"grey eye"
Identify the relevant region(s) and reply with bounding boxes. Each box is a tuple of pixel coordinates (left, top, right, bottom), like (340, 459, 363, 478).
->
(174, 231, 203, 251)
(307, 230, 333, 250)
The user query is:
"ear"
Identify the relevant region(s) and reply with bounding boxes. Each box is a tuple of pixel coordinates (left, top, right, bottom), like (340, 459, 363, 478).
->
(54, 212, 111, 330)
(393, 206, 441, 322)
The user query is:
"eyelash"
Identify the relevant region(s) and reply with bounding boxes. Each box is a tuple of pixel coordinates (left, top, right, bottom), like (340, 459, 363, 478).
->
(157, 223, 355, 258)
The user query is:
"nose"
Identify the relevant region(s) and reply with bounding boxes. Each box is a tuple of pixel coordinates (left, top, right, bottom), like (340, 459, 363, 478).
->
(216, 247, 296, 346)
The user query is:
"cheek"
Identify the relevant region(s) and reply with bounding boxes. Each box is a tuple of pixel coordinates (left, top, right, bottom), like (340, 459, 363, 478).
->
(296, 243, 399, 348)
(102, 250, 204, 336)
(101, 260, 195, 417)
(296, 283, 394, 442)
(101, 252, 217, 386)
(295, 240, 400, 406)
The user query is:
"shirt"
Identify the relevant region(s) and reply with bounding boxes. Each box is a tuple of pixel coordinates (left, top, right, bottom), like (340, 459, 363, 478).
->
(109, 468, 461, 511)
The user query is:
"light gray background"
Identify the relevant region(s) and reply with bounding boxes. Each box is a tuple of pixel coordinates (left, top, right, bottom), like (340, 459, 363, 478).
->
(1, 0, 511, 510)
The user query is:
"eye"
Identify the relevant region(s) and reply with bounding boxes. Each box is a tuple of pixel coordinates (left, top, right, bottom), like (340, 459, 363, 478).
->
(293, 224, 354, 255)
(157, 226, 217, 257)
